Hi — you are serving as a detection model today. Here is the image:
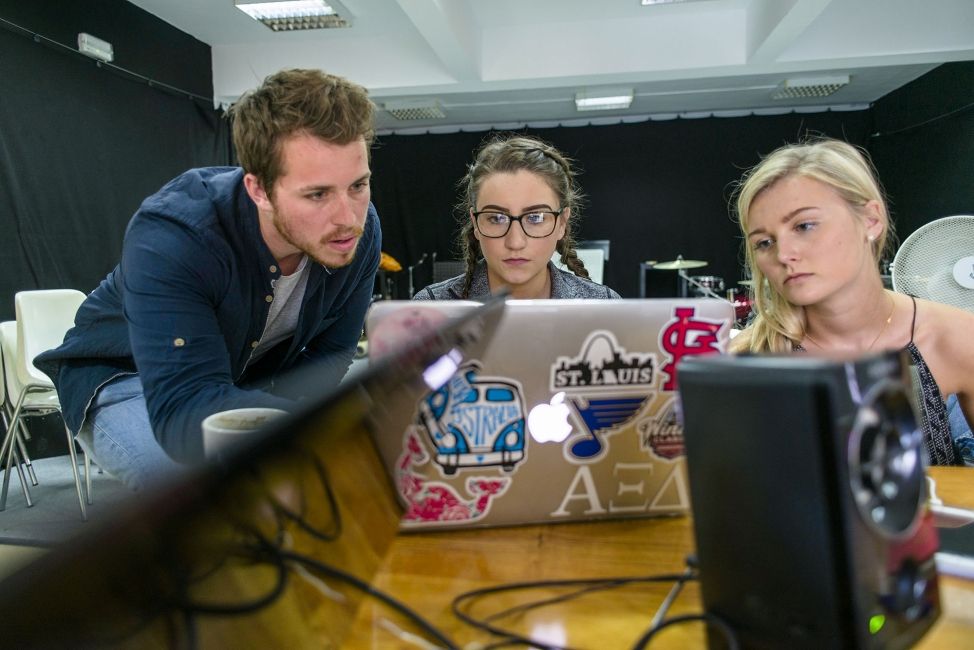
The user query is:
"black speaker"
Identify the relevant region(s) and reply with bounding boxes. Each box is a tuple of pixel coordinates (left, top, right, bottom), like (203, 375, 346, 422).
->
(678, 351, 940, 649)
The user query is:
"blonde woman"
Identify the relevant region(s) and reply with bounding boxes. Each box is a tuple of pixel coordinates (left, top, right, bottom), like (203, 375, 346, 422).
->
(731, 138, 974, 466)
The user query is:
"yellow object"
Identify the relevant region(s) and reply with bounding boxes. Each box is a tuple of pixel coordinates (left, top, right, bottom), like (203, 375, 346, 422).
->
(379, 251, 402, 272)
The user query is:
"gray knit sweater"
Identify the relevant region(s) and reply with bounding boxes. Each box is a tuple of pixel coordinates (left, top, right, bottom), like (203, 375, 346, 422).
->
(413, 260, 620, 300)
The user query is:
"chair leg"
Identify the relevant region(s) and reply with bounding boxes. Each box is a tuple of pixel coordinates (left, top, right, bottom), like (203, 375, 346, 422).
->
(0, 429, 31, 510)
(0, 411, 20, 511)
(64, 426, 87, 521)
(15, 433, 38, 486)
(1, 393, 42, 509)
(0, 446, 33, 510)
(10, 447, 32, 508)
(0, 409, 17, 477)
(84, 448, 92, 505)
(0, 407, 36, 487)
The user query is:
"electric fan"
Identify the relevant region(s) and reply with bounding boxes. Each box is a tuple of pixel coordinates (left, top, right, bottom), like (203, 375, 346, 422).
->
(891, 215, 974, 313)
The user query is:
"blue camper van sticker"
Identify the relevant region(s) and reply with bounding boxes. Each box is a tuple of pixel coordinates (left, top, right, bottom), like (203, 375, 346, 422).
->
(417, 362, 526, 475)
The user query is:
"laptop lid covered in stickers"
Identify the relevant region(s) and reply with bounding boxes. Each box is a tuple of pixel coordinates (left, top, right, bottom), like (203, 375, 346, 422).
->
(366, 298, 735, 530)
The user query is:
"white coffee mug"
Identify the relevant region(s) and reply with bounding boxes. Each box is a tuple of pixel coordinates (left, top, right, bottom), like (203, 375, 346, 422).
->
(201, 407, 288, 458)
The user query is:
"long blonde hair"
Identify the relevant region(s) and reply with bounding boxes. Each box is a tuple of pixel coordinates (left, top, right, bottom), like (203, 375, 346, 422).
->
(731, 138, 895, 353)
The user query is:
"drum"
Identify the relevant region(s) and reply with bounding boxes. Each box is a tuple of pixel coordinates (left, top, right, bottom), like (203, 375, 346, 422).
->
(688, 275, 724, 297)
(726, 288, 753, 322)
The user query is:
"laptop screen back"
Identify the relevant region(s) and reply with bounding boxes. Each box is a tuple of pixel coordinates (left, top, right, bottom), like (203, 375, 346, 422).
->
(0, 295, 505, 648)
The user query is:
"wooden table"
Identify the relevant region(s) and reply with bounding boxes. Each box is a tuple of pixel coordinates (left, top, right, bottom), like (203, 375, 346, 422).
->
(344, 467, 974, 648)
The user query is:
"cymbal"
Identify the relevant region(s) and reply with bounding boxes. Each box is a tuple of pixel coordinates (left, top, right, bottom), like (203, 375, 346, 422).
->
(379, 251, 402, 272)
(652, 258, 707, 270)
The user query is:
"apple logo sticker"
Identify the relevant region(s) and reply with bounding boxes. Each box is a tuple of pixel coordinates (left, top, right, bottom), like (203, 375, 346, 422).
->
(528, 391, 573, 443)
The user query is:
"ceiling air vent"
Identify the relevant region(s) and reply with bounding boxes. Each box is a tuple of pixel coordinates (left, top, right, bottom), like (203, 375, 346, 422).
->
(384, 99, 446, 121)
(771, 75, 850, 100)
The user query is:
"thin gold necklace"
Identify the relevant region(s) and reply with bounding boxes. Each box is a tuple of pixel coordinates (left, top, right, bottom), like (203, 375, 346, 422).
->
(803, 293, 895, 352)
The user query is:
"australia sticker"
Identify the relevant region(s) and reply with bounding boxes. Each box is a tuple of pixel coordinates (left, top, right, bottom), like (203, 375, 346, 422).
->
(417, 361, 527, 475)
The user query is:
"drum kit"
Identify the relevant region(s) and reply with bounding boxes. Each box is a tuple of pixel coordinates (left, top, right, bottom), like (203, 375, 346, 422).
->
(649, 255, 753, 323)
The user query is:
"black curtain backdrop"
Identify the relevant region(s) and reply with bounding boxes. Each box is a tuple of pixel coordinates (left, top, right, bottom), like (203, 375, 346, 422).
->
(0, 0, 970, 307)
(371, 111, 874, 298)
(0, 3, 968, 457)
(0, 1, 229, 322)
(869, 61, 974, 241)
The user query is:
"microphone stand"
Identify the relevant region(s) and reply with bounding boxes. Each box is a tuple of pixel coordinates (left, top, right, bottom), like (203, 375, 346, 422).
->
(407, 253, 428, 298)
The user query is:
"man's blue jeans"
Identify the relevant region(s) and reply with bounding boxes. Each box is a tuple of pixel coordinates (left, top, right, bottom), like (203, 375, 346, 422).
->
(76, 374, 184, 492)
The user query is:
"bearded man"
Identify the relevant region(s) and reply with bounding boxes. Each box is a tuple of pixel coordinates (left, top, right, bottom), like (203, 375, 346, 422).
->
(36, 69, 381, 490)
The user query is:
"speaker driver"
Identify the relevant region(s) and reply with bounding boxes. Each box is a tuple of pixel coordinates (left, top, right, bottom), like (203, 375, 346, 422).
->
(848, 379, 925, 538)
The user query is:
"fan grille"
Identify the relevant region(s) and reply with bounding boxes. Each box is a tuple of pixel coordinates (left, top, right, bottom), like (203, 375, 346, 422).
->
(891, 215, 974, 313)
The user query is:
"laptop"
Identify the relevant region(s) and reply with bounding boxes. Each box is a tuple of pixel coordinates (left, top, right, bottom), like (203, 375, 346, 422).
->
(0, 295, 506, 648)
(366, 298, 735, 530)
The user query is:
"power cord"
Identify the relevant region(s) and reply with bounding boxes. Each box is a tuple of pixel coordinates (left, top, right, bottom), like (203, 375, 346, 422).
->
(244, 447, 343, 543)
(452, 574, 688, 649)
(174, 541, 290, 617)
(95, 446, 740, 650)
(631, 612, 739, 650)
(451, 555, 740, 649)
(278, 548, 460, 650)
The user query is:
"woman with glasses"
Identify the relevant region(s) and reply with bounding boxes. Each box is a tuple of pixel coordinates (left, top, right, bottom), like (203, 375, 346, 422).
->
(413, 134, 620, 300)
(730, 137, 974, 465)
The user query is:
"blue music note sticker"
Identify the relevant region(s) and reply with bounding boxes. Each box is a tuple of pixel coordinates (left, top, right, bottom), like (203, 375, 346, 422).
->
(568, 396, 646, 460)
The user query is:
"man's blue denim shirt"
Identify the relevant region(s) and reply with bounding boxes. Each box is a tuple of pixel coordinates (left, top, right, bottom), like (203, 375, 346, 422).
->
(36, 167, 381, 462)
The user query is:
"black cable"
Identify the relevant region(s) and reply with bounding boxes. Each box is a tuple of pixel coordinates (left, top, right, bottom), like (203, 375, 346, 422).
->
(631, 612, 740, 650)
(869, 99, 974, 138)
(648, 565, 695, 629)
(452, 574, 693, 650)
(182, 609, 199, 650)
(276, 452, 343, 541)
(278, 548, 460, 650)
(175, 541, 290, 617)
(245, 448, 343, 542)
(481, 640, 560, 650)
(482, 578, 634, 623)
(158, 448, 340, 645)
(0, 15, 214, 104)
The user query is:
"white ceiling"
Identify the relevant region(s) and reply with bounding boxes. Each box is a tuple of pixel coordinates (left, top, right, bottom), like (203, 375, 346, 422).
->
(126, 0, 974, 134)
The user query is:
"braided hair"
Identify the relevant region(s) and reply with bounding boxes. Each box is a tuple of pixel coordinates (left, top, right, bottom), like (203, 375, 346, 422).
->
(455, 134, 589, 298)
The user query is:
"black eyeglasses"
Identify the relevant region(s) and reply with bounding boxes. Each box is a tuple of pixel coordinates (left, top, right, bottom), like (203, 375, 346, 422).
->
(472, 209, 563, 239)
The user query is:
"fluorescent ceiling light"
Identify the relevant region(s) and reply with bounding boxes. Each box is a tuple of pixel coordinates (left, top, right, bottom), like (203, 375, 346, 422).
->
(575, 89, 634, 111)
(772, 75, 850, 100)
(234, 0, 351, 31)
(641, 0, 705, 5)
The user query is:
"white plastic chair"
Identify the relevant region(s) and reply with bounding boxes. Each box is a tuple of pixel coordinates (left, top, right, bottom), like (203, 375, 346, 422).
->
(0, 321, 37, 506)
(0, 289, 88, 520)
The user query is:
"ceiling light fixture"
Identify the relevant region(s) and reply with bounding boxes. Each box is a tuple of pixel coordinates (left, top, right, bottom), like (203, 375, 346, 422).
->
(77, 33, 113, 63)
(771, 75, 850, 100)
(641, 0, 706, 5)
(234, 0, 351, 31)
(384, 99, 446, 121)
(575, 89, 634, 111)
